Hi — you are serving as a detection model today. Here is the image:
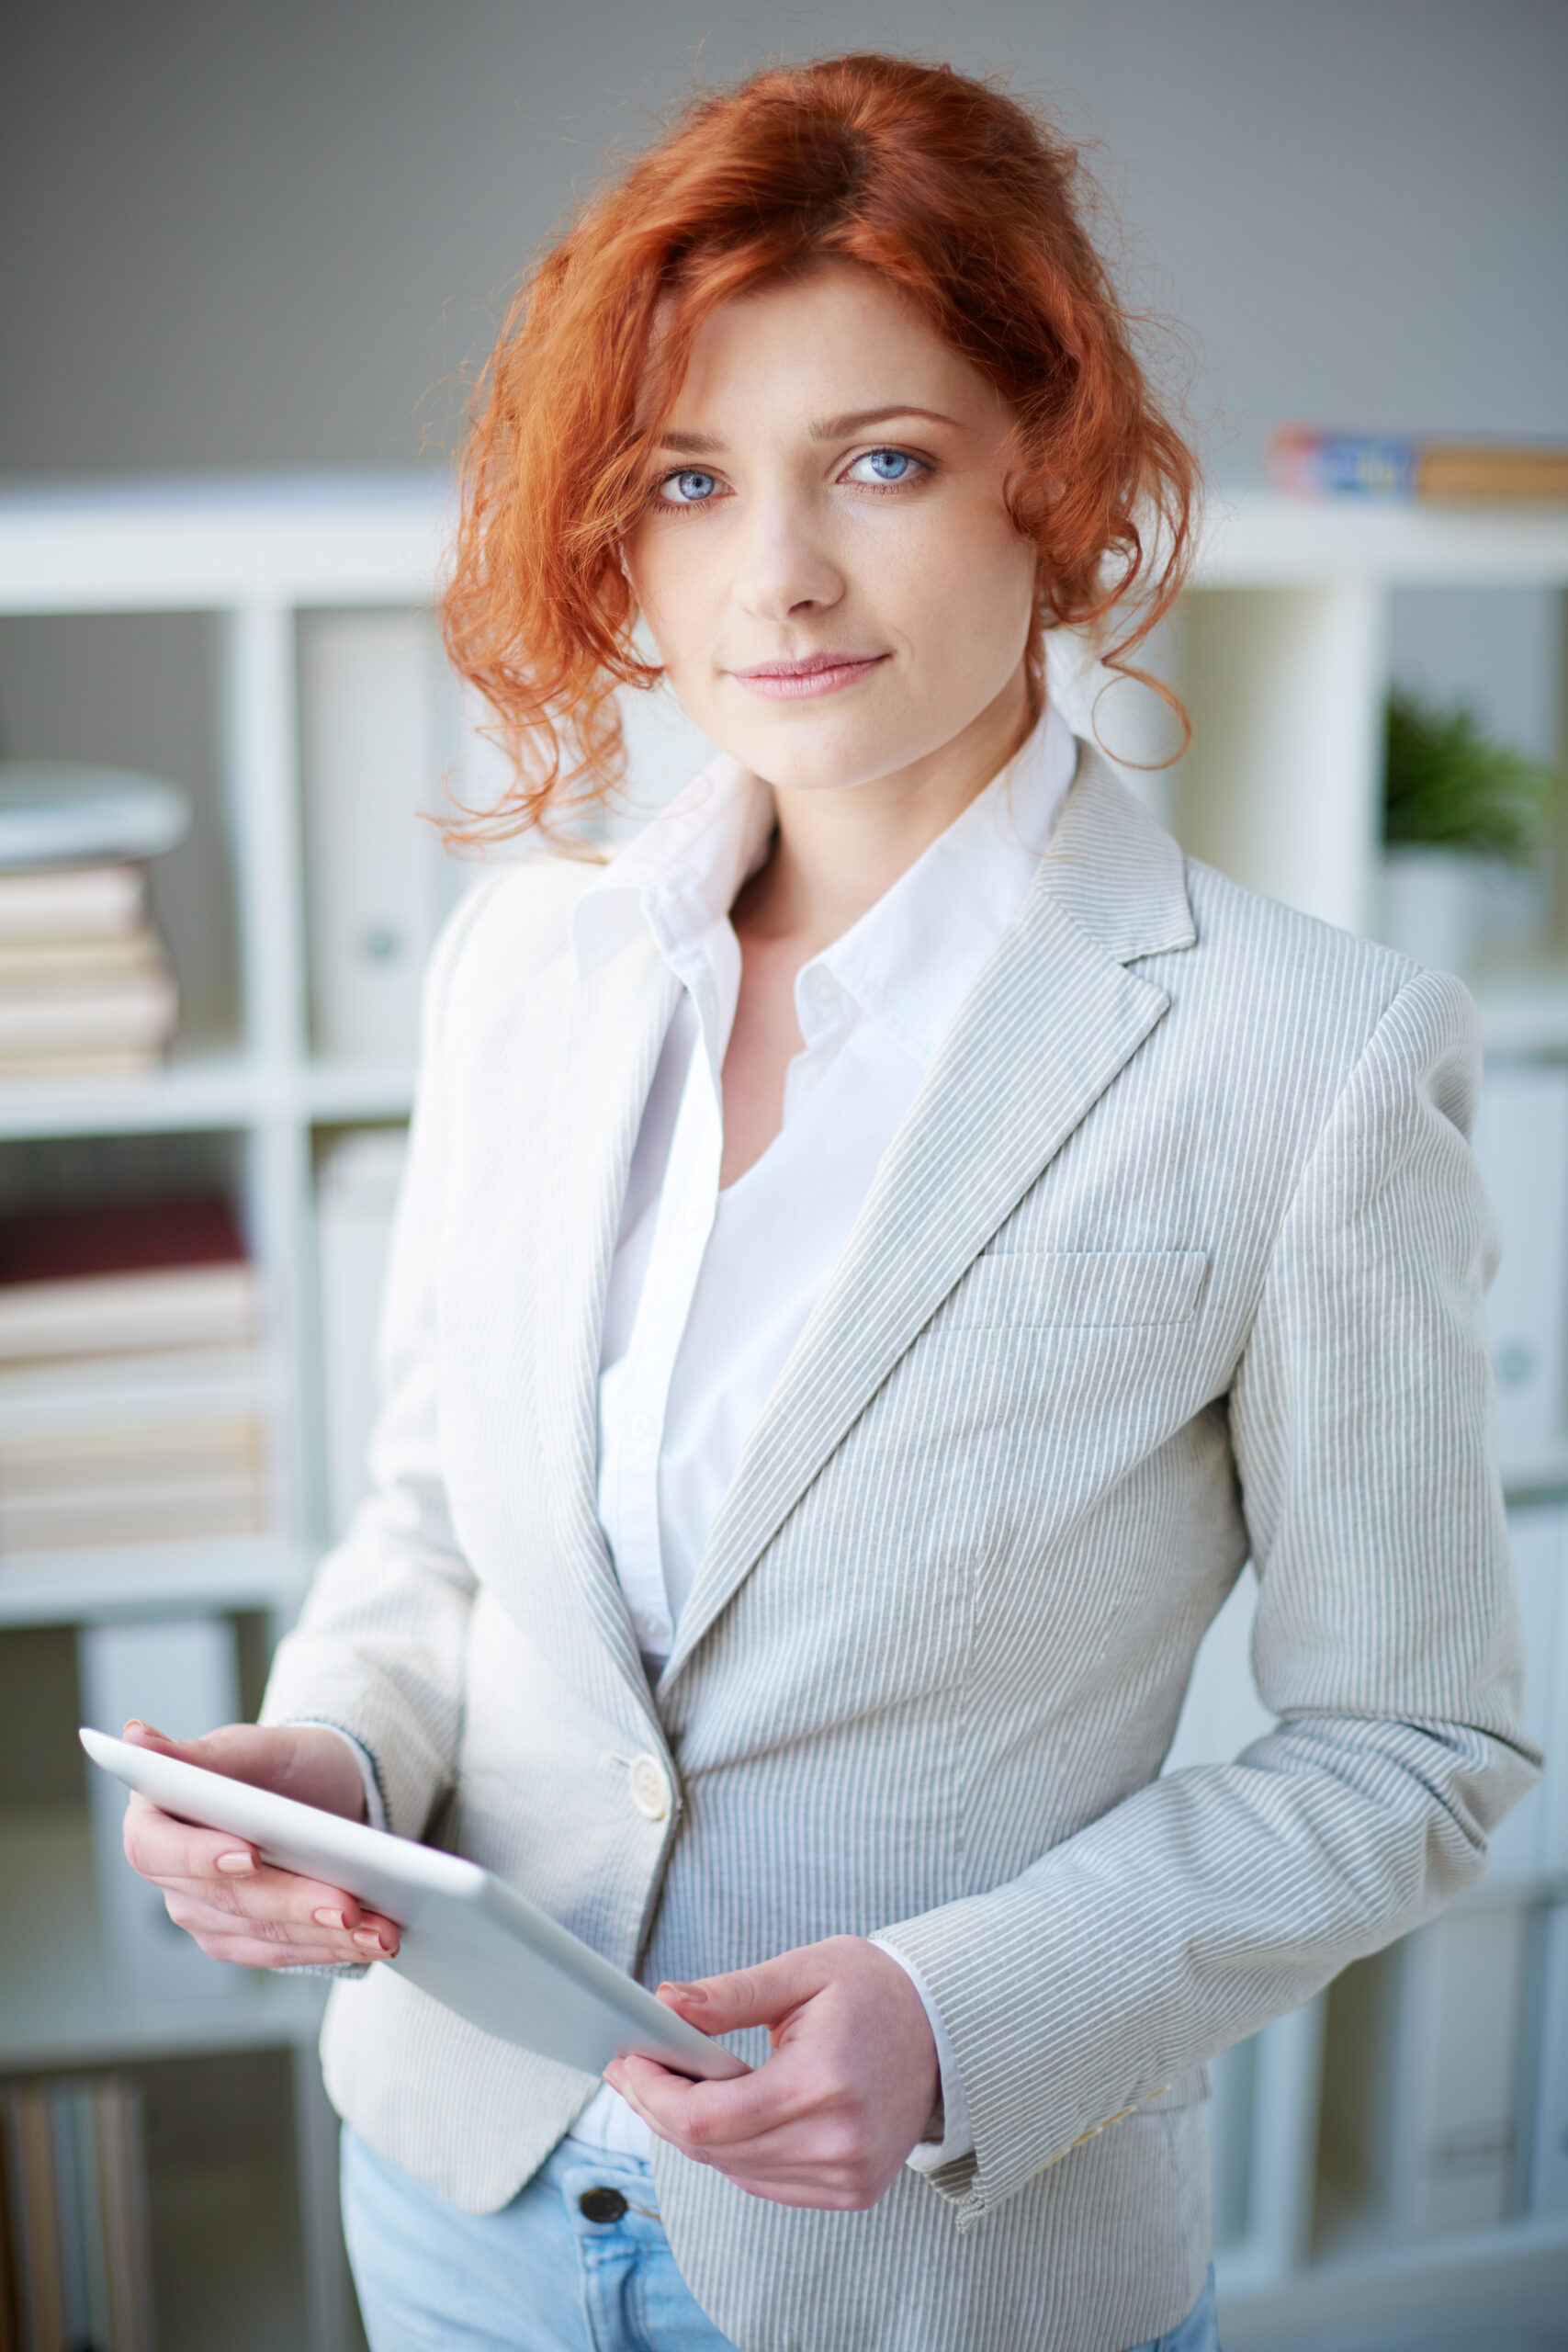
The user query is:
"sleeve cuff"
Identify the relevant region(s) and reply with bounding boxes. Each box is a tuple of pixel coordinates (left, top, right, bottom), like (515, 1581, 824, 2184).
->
(869, 1936, 976, 2171)
(288, 1720, 388, 1833)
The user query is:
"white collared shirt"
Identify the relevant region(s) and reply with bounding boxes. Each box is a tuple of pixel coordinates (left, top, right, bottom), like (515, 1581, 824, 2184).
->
(569, 705, 1077, 2160)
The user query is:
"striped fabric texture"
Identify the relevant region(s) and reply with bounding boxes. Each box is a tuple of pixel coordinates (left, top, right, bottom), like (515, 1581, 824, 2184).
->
(263, 751, 1539, 2352)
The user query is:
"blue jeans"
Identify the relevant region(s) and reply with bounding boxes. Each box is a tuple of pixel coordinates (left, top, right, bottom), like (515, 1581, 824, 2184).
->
(342, 2124, 1221, 2352)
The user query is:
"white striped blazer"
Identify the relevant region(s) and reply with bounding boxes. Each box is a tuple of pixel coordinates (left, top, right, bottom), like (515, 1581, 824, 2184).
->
(263, 747, 1539, 2352)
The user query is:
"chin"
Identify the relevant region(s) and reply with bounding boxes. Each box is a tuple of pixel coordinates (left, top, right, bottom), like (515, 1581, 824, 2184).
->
(715, 711, 941, 797)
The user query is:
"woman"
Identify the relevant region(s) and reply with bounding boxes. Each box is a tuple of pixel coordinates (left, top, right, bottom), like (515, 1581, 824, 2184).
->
(122, 53, 1535, 2352)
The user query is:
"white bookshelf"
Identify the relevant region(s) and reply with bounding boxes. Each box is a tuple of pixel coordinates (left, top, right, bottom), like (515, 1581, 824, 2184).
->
(0, 478, 451, 2352)
(0, 477, 1565, 2348)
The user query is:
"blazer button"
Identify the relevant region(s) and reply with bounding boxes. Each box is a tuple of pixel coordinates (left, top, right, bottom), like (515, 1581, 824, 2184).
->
(628, 1752, 671, 1820)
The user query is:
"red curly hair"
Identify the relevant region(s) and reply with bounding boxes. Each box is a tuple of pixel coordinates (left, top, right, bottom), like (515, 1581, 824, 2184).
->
(443, 51, 1198, 839)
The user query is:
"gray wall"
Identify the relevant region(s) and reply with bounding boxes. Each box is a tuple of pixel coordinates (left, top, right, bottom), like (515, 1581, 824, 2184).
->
(4, 0, 1566, 485)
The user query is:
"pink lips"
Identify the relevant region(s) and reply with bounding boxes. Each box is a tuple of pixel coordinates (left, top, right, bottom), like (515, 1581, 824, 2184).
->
(730, 651, 890, 702)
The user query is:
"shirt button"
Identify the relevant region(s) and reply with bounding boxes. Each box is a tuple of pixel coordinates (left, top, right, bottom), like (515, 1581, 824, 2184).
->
(630, 1411, 654, 1440)
(628, 1753, 671, 1820)
(683, 1204, 705, 1236)
(809, 970, 835, 1004)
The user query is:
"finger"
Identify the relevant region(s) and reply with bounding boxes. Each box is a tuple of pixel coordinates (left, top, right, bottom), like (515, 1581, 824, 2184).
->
(605, 2058, 879, 2205)
(656, 1949, 828, 2039)
(163, 1896, 365, 1960)
(697, 2168, 884, 2211)
(175, 1882, 399, 1958)
(144, 1859, 394, 1939)
(175, 1926, 391, 1970)
(606, 2046, 821, 2152)
(122, 1792, 263, 1885)
(160, 1883, 399, 1961)
(123, 1802, 349, 1915)
(164, 1902, 395, 1963)
(119, 1799, 396, 1944)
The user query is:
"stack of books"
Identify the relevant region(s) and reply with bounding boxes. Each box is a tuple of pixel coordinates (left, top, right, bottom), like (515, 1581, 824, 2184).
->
(0, 2076, 155, 2352)
(0, 1196, 269, 1557)
(0, 763, 189, 1083)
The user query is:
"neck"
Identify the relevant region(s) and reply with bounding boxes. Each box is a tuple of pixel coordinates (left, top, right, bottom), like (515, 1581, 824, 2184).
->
(740, 664, 1033, 953)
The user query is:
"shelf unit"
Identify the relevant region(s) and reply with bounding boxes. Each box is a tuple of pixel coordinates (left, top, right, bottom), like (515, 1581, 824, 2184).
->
(0, 478, 450, 2352)
(1, 477, 1566, 2348)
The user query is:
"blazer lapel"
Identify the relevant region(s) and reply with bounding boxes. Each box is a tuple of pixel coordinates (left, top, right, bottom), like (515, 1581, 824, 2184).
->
(659, 755, 1196, 1688)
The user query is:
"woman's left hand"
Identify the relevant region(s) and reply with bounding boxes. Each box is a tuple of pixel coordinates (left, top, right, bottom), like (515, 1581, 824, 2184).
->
(602, 1934, 941, 2210)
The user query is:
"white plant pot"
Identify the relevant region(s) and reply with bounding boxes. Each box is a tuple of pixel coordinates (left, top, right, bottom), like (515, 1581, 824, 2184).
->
(1378, 847, 1527, 975)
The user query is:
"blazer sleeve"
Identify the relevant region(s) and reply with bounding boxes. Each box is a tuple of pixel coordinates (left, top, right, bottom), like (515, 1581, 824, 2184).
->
(875, 963, 1542, 2230)
(259, 876, 505, 1838)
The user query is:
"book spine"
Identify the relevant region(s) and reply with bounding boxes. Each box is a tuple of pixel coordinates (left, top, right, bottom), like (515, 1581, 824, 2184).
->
(0, 865, 146, 944)
(1267, 426, 1419, 501)
(1268, 426, 1568, 502)
(0, 2096, 36, 2352)
(0, 1264, 262, 1363)
(94, 2086, 154, 2352)
(0, 1473, 267, 1555)
(5, 2090, 62, 2352)
(48, 2085, 88, 2352)
(0, 969, 178, 1056)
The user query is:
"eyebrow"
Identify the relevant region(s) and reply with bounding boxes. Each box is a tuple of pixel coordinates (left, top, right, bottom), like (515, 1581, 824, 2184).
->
(809, 404, 963, 438)
(651, 404, 963, 457)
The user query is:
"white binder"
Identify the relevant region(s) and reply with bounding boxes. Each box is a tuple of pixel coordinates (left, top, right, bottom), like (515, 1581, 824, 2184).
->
(1472, 1062, 1568, 1478)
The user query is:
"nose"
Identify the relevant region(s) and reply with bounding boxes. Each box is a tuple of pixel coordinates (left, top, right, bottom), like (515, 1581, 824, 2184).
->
(730, 489, 844, 624)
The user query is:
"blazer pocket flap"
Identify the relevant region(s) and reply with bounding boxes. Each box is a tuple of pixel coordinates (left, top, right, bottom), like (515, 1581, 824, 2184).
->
(942, 1249, 1211, 1330)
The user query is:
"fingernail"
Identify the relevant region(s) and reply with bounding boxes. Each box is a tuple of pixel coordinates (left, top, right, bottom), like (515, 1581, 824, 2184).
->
(215, 1851, 254, 1875)
(660, 1980, 705, 2006)
(124, 1718, 170, 1739)
(353, 1928, 387, 1952)
(313, 1907, 346, 1930)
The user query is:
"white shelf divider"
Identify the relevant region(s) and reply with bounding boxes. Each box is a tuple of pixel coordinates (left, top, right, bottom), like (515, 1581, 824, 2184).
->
(1177, 582, 1387, 936)
(0, 1533, 309, 1630)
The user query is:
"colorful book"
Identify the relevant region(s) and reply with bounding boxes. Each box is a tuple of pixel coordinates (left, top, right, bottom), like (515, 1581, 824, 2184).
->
(1269, 426, 1568, 503)
(0, 2081, 154, 2352)
(0, 1198, 260, 1363)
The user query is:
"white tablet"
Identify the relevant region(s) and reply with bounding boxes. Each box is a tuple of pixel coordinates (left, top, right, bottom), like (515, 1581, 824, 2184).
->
(80, 1728, 748, 2085)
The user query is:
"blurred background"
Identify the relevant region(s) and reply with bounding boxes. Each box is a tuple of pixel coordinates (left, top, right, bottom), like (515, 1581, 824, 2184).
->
(0, 5, 1564, 2348)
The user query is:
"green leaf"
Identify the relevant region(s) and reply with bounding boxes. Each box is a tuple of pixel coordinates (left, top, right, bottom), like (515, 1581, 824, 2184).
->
(1382, 689, 1558, 864)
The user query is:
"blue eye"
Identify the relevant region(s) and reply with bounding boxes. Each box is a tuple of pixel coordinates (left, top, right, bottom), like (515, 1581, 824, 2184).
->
(660, 469, 720, 504)
(847, 447, 919, 485)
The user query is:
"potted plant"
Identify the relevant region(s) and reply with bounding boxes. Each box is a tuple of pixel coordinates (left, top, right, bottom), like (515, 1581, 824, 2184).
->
(1380, 690, 1558, 974)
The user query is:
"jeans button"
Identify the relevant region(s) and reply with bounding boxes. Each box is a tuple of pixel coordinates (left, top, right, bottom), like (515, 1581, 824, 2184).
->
(578, 2186, 628, 2223)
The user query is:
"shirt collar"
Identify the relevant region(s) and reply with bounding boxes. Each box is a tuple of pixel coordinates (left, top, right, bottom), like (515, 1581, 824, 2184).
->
(570, 700, 1078, 1069)
(571, 753, 773, 981)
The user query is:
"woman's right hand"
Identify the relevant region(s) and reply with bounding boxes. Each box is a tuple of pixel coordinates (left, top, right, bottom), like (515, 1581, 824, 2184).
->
(119, 1719, 402, 1971)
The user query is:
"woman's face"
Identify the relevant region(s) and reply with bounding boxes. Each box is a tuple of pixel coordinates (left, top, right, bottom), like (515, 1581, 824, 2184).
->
(624, 263, 1038, 796)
